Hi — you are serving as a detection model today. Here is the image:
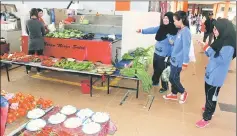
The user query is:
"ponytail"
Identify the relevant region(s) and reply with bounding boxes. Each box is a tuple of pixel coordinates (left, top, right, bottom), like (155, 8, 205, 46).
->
(174, 11, 190, 29)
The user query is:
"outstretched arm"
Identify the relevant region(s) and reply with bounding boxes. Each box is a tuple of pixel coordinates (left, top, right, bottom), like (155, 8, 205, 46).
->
(141, 26, 160, 34)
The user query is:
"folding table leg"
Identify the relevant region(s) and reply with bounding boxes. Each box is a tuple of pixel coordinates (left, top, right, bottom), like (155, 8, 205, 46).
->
(90, 76, 93, 97)
(107, 76, 110, 94)
(5, 64, 10, 82)
(136, 80, 139, 98)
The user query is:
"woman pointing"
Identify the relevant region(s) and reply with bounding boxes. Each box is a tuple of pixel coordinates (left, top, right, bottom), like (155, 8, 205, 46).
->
(137, 12, 178, 93)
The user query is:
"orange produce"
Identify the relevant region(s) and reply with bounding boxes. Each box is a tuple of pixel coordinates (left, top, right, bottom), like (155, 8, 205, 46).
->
(7, 118, 13, 124)
(7, 92, 54, 124)
(18, 108, 26, 117)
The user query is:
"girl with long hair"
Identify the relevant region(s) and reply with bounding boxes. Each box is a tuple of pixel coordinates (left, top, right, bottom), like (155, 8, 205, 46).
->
(163, 11, 191, 104)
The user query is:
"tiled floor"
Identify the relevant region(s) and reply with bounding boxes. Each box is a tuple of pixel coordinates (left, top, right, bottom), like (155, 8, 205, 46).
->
(1, 32, 236, 136)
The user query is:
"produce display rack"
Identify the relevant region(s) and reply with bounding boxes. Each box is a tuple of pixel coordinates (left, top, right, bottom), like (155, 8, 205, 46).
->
(1, 60, 140, 100)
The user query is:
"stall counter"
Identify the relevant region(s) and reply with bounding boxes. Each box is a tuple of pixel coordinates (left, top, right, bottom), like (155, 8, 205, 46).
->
(21, 36, 112, 64)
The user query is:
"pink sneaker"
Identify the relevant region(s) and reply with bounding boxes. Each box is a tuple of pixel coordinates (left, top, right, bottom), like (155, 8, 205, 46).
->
(163, 93, 178, 101)
(179, 91, 188, 104)
(196, 119, 209, 128)
(202, 107, 214, 116)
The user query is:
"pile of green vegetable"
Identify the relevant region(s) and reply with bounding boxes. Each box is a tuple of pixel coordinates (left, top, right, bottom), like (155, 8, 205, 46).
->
(45, 29, 84, 39)
(122, 53, 134, 60)
(120, 68, 136, 78)
(120, 46, 154, 93)
(122, 46, 154, 61)
(53, 59, 94, 71)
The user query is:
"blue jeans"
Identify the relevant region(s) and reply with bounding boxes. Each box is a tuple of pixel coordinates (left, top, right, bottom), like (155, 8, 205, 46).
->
(169, 64, 185, 94)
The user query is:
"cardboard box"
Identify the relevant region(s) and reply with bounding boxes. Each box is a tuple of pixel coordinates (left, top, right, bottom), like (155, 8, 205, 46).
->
(54, 8, 68, 25)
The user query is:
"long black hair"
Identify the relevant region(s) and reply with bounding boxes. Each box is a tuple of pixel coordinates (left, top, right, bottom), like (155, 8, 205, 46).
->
(173, 11, 190, 28)
(30, 8, 38, 18)
(211, 18, 236, 59)
(37, 8, 43, 13)
(155, 12, 178, 41)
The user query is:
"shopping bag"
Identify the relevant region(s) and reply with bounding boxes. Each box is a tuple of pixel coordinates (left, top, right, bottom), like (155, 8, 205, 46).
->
(161, 66, 171, 82)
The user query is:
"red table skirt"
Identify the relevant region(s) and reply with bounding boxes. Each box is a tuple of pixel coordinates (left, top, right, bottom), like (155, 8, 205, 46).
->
(21, 36, 112, 64)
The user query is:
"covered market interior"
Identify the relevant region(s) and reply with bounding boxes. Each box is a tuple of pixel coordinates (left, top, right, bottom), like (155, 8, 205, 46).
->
(0, 1, 236, 136)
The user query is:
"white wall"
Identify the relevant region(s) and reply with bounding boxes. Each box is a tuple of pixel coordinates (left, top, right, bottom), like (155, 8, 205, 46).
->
(130, 1, 149, 12)
(121, 12, 160, 55)
(77, 1, 115, 11)
(76, 1, 149, 12)
(1, 1, 69, 13)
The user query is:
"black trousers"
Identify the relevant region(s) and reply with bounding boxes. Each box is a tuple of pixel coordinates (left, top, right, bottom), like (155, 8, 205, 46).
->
(203, 82, 220, 121)
(169, 64, 184, 94)
(26, 49, 43, 72)
(152, 53, 169, 90)
(196, 24, 201, 33)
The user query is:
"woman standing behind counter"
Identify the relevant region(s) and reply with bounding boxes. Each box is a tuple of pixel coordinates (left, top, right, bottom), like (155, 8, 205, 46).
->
(137, 12, 178, 93)
(25, 8, 46, 74)
(37, 8, 49, 33)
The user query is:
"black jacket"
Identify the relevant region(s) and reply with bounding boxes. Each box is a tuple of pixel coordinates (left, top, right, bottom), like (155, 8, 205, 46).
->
(204, 18, 216, 34)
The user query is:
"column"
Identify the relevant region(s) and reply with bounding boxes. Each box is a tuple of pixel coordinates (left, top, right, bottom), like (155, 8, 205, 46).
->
(160, 1, 168, 17)
(191, 4, 196, 14)
(182, 1, 188, 12)
(223, 1, 230, 18)
(213, 3, 218, 18)
(115, 0, 131, 11)
(177, 1, 181, 11)
(171, 0, 178, 12)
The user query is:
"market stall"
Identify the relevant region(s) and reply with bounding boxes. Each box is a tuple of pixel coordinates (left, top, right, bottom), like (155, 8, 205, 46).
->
(1, 45, 153, 100)
(0, 52, 140, 98)
(21, 14, 123, 64)
(1, 91, 53, 135)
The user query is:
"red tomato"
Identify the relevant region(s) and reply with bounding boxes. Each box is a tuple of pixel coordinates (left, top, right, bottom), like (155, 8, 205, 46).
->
(7, 118, 13, 124)
(18, 108, 26, 116)
(8, 109, 16, 114)
(12, 115, 17, 121)
(7, 113, 14, 119)
(15, 111, 20, 118)
(31, 103, 36, 108)
(57, 131, 71, 136)
(16, 92, 23, 97)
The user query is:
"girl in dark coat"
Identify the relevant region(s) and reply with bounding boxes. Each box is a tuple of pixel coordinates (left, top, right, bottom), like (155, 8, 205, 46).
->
(25, 8, 45, 74)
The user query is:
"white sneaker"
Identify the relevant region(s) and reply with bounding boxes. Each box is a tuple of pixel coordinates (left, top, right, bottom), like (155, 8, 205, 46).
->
(179, 91, 188, 104)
